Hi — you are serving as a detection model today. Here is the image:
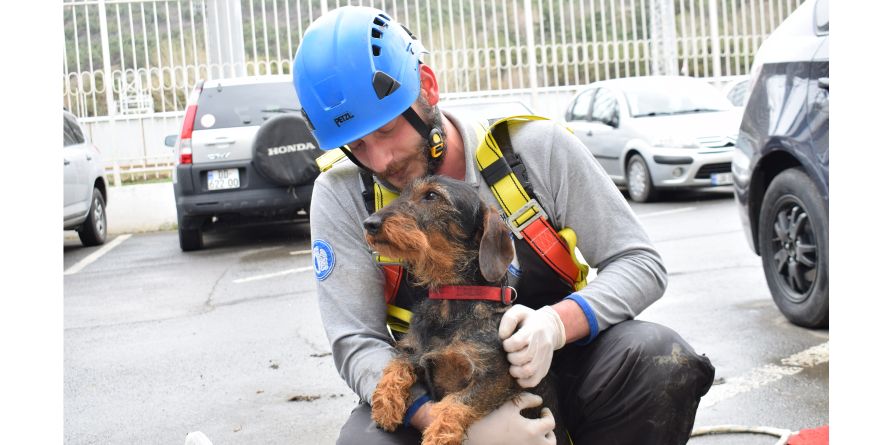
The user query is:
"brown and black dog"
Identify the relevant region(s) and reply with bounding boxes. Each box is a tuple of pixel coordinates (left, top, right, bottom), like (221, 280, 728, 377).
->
(363, 175, 566, 445)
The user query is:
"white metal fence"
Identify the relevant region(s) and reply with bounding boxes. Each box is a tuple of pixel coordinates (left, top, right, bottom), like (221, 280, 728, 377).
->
(63, 0, 801, 167)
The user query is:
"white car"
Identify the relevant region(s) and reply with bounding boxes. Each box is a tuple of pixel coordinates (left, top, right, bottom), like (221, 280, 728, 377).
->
(564, 76, 741, 202)
(64, 110, 108, 246)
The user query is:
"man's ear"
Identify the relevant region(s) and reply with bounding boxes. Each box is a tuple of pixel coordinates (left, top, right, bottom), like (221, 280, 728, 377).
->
(479, 206, 515, 283)
(419, 64, 439, 106)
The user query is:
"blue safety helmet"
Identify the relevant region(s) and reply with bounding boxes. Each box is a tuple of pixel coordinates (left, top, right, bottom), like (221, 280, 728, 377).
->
(293, 6, 428, 150)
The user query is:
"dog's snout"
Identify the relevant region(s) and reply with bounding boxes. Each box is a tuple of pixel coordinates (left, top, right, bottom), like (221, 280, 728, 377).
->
(363, 214, 383, 236)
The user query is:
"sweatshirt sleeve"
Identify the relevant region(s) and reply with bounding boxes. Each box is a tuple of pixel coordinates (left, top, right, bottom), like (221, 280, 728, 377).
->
(310, 167, 428, 404)
(515, 121, 668, 338)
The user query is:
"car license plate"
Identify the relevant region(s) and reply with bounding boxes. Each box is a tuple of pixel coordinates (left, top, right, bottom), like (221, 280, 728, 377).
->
(711, 172, 733, 186)
(207, 168, 240, 190)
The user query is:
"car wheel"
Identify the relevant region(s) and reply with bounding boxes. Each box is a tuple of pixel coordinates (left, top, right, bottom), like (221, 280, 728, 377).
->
(78, 187, 108, 246)
(178, 217, 204, 252)
(758, 168, 828, 328)
(626, 155, 658, 202)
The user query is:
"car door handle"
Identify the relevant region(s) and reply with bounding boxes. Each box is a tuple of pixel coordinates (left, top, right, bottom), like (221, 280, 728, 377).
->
(586, 129, 594, 136)
(207, 137, 236, 146)
(86, 155, 92, 161)
(818, 77, 829, 90)
(64, 159, 71, 166)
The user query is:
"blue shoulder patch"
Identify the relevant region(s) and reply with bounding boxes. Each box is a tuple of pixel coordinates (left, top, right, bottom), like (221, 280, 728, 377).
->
(312, 239, 336, 281)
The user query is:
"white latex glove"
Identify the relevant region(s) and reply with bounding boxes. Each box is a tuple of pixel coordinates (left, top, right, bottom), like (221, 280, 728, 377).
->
(499, 305, 566, 388)
(462, 392, 556, 445)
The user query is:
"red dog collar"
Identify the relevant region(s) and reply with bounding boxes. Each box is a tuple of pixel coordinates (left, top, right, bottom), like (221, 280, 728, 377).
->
(428, 286, 516, 305)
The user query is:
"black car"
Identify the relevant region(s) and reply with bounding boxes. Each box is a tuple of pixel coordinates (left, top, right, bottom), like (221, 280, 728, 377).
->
(169, 75, 322, 251)
(732, 0, 828, 328)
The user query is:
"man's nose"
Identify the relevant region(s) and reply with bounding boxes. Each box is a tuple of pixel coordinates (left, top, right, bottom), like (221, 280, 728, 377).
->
(358, 139, 394, 172)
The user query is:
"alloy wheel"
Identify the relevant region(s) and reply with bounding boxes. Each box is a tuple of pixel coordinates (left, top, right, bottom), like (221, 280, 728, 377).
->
(768, 198, 818, 302)
(94, 195, 106, 237)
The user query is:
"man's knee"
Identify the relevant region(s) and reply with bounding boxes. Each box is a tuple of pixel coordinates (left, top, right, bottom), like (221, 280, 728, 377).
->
(601, 320, 715, 397)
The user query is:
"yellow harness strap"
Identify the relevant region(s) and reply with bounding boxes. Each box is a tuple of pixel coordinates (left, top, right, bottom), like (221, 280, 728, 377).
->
(475, 116, 589, 290)
(316, 148, 348, 172)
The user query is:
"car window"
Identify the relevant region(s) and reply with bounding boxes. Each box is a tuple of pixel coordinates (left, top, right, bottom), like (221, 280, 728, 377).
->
(195, 82, 301, 130)
(590, 88, 619, 125)
(569, 89, 594, 121)
(63, 114, 85, 146)
(623, 79, 732, 117)
(814, 0, 828, 35)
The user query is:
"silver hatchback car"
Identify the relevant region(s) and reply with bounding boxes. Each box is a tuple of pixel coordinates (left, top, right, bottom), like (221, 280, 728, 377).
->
(564, 76, 741, 202)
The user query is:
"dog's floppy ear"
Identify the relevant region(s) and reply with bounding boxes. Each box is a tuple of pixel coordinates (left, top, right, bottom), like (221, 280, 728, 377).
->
(479, 206, 515, 283)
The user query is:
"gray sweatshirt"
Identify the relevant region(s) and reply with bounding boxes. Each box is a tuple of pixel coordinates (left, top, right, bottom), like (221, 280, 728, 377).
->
(309, 111, 667, 404)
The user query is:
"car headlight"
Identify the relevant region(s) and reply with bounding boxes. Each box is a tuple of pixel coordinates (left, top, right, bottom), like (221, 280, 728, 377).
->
(650, 136, 699, 149)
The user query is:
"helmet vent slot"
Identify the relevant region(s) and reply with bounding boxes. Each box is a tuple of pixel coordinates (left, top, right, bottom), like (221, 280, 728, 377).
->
(372, 71, 401, 99)
(372, 44, 382, 57)
(378, 13, 391, 20)
(373, 17, 388, 27)
(371, 28, 383, 39)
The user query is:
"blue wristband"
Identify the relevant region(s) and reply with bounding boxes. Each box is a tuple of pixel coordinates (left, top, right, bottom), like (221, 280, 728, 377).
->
(565, 294, 600, 345)
(402, 394, 431, 428)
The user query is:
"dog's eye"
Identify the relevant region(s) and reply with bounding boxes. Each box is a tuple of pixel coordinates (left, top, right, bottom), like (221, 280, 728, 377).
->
(423, 191, 439, 201)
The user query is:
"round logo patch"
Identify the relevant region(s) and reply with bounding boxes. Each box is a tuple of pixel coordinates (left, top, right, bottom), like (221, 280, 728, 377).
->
(312, 239, 335, 281)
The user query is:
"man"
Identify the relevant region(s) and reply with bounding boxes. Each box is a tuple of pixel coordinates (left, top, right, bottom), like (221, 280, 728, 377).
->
(294, 6, 714, 445)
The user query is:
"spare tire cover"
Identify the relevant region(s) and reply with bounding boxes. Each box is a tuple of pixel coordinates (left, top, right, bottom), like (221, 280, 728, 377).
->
(252, 113, 324, 186)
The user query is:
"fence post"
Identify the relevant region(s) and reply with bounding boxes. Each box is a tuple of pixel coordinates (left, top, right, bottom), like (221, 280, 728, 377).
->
(207, 0, 247, 78)
(113, 162, 122, 188)
(708, 0, 722, 78)
(650, 0, 678, 76)
(522, 0, 539, 110)
(97, 0, 116, 116)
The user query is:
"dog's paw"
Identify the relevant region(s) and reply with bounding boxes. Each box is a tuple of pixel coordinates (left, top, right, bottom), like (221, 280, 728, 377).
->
(370, 391, 405, 432)
(422, 419, 466, 445)
(371, 358, 416, 431)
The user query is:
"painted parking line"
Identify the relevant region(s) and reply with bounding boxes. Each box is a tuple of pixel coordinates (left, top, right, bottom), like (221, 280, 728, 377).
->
(636, 207, 697, 218)
(233, 266, 314, 284)
(64, 234, 132, 276)
(700, 341, 829, 409)
(290, 249, 312, 256)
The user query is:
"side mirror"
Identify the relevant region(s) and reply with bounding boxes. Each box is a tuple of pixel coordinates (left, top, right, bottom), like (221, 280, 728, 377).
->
(164, 135, 177, 147)
(604, 114, 619, 128)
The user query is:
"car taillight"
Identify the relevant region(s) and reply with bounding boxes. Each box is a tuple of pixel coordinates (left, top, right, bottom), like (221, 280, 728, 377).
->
(179, 104, 197, 164)
(178, 82, 204, 165)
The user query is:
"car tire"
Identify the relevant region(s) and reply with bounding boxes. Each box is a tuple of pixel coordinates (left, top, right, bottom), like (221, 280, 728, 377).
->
(626, 155, 658, 202)
(758, 168, 828, 328)
(78, 187, 108, 246)
(178, 217, 204, 252)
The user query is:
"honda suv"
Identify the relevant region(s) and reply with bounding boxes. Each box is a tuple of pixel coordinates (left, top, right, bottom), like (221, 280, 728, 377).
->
(732, 0, 828, 328)
(171, 75, 322, 251)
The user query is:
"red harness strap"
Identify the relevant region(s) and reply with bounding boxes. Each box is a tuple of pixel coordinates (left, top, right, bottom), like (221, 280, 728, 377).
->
(521, 217, 581, 286)
(428, 285, 515, 305)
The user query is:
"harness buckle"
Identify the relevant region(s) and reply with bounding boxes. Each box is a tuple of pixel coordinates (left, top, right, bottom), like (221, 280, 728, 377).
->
(506, 199, 548, 239)
(374, 253, 405, 266)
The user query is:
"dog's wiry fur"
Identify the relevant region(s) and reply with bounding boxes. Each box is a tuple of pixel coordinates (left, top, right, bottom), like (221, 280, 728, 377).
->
(363, 175, 566, 445)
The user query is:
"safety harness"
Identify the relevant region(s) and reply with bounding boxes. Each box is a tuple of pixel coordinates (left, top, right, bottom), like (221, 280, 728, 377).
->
(317, 116, 589, 335)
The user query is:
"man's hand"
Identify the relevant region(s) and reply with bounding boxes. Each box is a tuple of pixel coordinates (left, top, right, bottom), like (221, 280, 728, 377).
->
(463, 392, 556, 445)
(499, 305, 566, 388)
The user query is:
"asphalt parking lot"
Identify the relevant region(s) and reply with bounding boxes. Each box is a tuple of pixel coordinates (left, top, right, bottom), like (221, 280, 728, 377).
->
(63, 187, 828, 444)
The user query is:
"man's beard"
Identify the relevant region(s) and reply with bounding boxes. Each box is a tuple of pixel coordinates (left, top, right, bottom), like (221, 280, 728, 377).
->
(379, 100, 445, 187)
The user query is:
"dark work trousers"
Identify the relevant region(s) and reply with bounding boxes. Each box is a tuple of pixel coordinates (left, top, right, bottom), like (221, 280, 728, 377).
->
(335, 320, 715, 445)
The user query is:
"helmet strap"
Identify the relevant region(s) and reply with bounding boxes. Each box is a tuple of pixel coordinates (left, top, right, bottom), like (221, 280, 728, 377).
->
(339, 146, 370, 171)
(401, 106, 446, 173)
